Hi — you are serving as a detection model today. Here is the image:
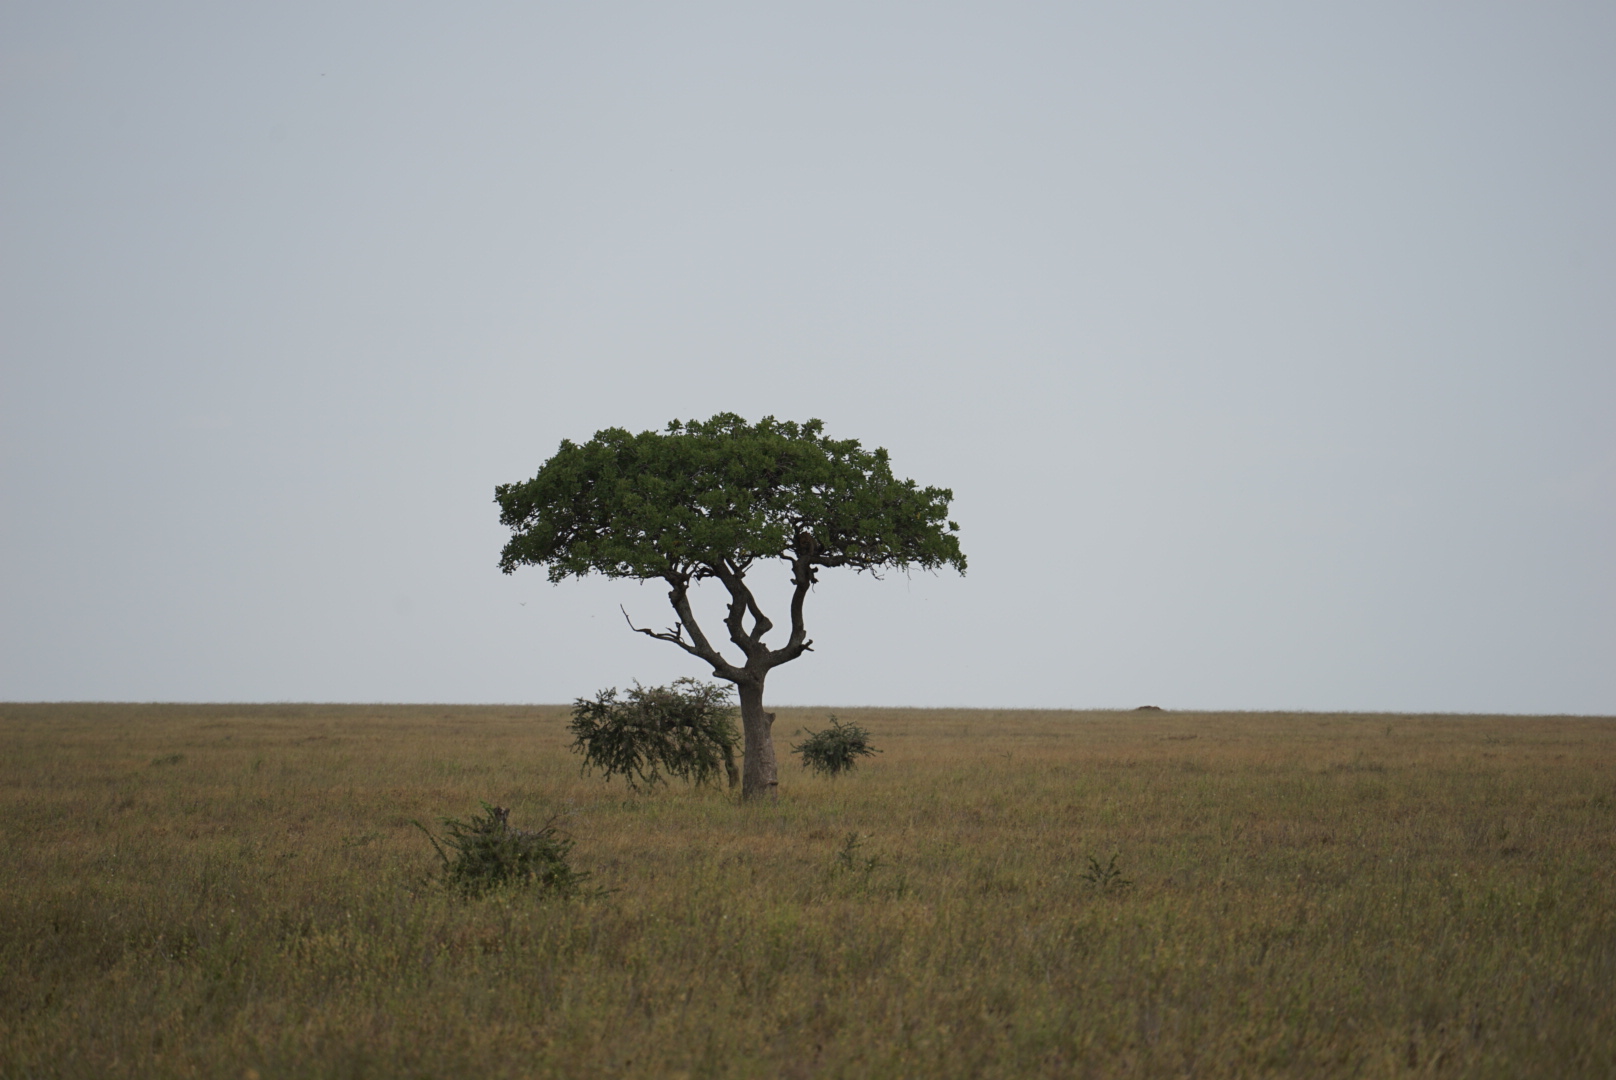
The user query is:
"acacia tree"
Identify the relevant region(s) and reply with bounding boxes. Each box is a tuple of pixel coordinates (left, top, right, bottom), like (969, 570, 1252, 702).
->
(495, 413, 965, 801)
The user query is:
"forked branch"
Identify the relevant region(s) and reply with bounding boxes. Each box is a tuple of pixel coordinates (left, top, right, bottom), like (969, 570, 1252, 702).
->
(709, 562, 774, 656)
(768, 552, 816, 666)
(625, 580, 747, 683)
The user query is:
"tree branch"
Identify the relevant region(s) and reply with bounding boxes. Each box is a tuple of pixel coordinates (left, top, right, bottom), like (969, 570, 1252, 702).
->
(664, 580, 747, 682)
(768, 538, 818, 667)
(708, 562, 773, 659)
(619, 605, 704, 659)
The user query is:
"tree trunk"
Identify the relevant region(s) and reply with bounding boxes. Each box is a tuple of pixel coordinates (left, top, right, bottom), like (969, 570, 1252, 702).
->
(737, 680, 778, 802)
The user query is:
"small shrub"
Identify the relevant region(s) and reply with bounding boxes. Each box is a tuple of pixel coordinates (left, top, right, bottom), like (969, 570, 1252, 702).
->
(825, 831, 907, 899)
(569, 678, 739, 791)
(833, 831, 882, 874)
(413, 802, 588, 898)
(1080, 852, 1133, 893)
(792, 715, 880, 777)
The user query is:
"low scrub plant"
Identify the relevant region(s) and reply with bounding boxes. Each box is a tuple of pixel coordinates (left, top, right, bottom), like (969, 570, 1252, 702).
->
(1081, 852, 1133, 893)
(792, 715, 880, 777)
(826, 831, 907, 900)
(834, 831, 882, 874)
(414, 802, 588, 898)
(568, 678, 740, 791)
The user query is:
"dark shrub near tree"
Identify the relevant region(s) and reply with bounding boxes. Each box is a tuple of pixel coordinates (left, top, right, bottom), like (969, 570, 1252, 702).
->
(569, 678, 740, 791)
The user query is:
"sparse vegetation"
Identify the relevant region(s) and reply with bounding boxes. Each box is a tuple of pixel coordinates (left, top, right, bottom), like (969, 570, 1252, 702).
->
(2, 702, 1614, 1078)
(832, 830, 881, 874)
(792, 714, 880, 776)
(568, 678, 739, 790)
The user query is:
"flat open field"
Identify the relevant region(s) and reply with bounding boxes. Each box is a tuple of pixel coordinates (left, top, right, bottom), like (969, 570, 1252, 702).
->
(2, 703, 1613, 1078)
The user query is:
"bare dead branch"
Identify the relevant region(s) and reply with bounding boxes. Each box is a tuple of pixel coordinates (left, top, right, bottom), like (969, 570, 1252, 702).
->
(619, 604, 704, 656)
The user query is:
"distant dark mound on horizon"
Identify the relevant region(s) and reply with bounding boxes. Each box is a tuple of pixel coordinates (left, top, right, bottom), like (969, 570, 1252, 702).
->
(1134, 705, 1164, 711)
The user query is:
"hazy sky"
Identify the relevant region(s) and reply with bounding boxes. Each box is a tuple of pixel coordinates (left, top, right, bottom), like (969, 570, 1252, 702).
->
(3, 3, 1612, 712)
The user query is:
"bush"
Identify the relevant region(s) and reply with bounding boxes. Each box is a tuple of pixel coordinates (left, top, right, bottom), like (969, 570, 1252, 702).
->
(792, 715, 880, 777)
(1080, 852, 1133, 893)
(414, 802, 588, 898)
(833, 831, 882, 874)
(569, 678, 739, 791)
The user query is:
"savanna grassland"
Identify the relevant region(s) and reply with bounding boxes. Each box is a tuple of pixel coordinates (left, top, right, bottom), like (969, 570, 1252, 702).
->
(2, 703, 1613, 1079)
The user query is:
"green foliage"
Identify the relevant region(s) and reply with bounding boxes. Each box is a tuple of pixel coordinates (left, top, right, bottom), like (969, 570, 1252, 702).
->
(414, 802, 588, 898)
(495, 413, 966, 583)
(569, 678, 739, 791)
(792, 715, 880, 777)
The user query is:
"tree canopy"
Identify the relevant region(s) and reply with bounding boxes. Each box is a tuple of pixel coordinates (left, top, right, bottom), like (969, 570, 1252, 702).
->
(497, 414, 964, 582)
(495, 413, 964, 799)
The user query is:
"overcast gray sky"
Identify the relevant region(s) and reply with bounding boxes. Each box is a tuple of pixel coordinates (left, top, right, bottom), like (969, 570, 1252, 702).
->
(3, 2, 1612, 712)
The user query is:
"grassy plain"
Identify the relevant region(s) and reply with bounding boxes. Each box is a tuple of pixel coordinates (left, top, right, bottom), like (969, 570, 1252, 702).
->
(1, 703, 1613, 1079)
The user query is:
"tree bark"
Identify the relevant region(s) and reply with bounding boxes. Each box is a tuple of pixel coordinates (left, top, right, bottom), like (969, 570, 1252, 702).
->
(737, 680, 778, 801)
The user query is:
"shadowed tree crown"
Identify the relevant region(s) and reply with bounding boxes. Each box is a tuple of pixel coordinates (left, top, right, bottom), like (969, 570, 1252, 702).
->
(495, 413, 965, 800)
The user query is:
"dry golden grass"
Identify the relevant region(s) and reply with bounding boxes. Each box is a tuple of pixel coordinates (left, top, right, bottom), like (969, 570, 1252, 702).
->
(2, 703, 1613, 1078)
